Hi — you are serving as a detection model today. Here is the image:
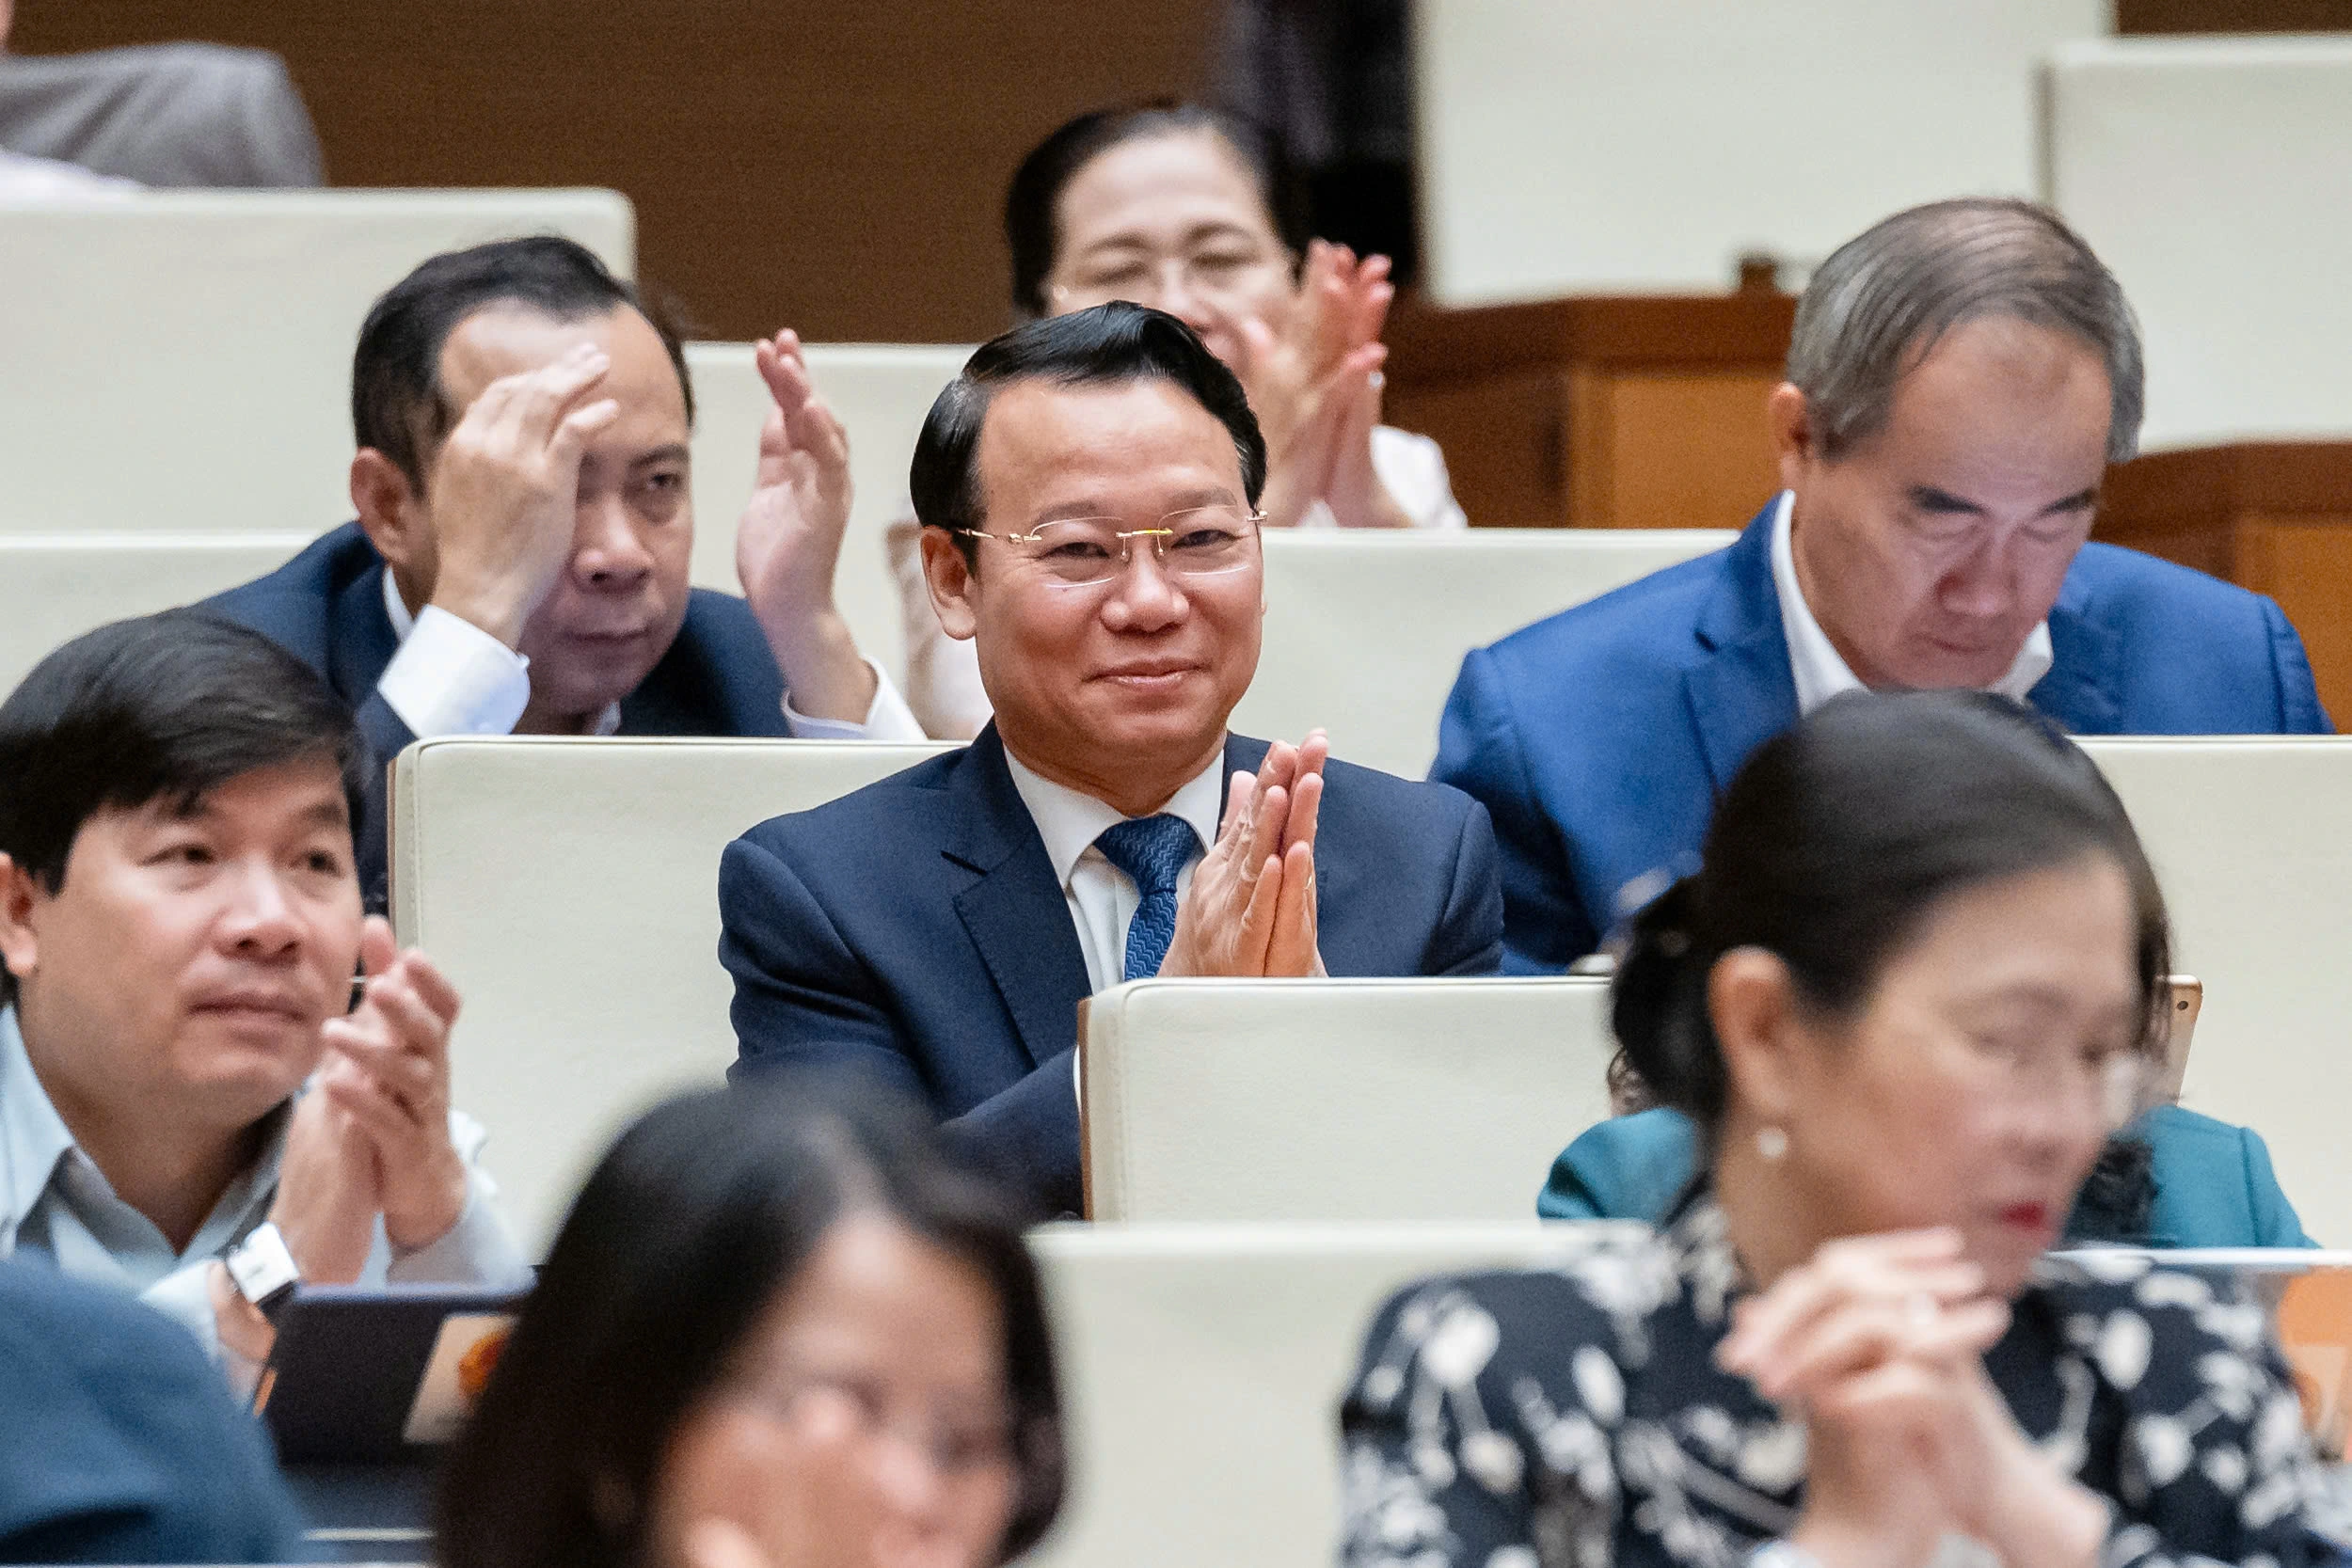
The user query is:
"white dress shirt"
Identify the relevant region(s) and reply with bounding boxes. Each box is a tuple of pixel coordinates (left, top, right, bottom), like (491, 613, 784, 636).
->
(885, 424, 1467, 738)
(1767, 489, 2054, 716)
(374, 572, 924, 740)
(0, 148, 139, 200)
(1002, 747, 1227, 993)
(0, 1006, 528, 1375)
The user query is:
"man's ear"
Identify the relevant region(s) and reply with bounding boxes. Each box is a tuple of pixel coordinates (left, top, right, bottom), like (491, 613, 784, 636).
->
(1767, 382, 1816, 497)
(1708, 945, 1809, 1131)
(919, 528, 980, 642)
(0, 852, 44, 985)
(351, 449, 428, 575)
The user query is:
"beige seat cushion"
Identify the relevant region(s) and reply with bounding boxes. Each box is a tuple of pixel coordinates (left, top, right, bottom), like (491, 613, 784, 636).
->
(1081, 975, 1617, 1222)
(389, 736, 955, 1252)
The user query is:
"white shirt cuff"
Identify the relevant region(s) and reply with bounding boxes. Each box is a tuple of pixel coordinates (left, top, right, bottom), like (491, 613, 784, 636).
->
(784, 659, 927, 741)
(376, 606, 531, 738)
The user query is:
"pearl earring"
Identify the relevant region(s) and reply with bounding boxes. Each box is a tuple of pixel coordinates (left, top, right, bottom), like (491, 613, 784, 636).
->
(1756, 1126, 1789, 1162)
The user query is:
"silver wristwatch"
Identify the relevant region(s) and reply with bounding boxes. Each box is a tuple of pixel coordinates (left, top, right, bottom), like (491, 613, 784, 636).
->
(222, 1222, 302, 1320)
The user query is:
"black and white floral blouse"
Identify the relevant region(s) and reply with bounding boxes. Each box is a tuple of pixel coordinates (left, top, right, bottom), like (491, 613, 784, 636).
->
(1339, 1196, 2333, 1568)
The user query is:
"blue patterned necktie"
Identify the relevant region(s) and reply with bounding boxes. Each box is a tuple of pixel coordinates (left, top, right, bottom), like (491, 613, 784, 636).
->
(1093, 814, 1199, 981)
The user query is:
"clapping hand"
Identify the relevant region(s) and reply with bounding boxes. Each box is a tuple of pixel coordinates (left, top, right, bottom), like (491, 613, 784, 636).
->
(1718, 1229, 2106, 1568)
(1160, 731, 1327, 978)
(315, 917, 469, 1255)
(736, 329, 879, 721)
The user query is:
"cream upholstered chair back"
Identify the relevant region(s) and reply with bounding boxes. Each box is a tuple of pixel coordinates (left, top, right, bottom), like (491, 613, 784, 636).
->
(682, 341, 971, 685)
(0, 191, 633, 536)
(388, 736, 955, 1252)
(2083, 737, 2352, 1245)
(1080, 975, 1618, 1222)
(1023, 1221, 1635, 1568)
(1234, 529, 1733, 779)
(0, 534, 315, 697)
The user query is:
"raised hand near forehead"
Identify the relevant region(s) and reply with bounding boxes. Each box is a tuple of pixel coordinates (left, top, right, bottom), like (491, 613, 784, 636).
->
(424, 342, 621, 648)
(316, 916, 469, 1254)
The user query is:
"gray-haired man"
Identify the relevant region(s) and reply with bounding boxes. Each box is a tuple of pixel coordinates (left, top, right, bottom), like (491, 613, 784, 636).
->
(1433, 197, 2330, 973)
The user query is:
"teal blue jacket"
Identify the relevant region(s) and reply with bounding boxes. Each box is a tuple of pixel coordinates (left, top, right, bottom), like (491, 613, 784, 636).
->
(1539, 1104, 2315, 1247)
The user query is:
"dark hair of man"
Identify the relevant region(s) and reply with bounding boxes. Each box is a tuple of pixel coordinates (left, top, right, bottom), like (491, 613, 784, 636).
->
(437, 1078, 1065, 1568)
(1005, 100, 1310, 320)
(1613, 689, 2171, 1123)
(0, 611, 367, 1009)
(910, 300, 1269, 572)
(350, 234, 696, 491)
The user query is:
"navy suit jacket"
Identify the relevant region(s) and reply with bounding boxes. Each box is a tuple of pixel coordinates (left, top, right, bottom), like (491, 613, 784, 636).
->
(202, 523, 793, 903)
(1434, 499, 2332, 972)
(721, 725, 1505, 1217)
(0, 1259, 306, 1563)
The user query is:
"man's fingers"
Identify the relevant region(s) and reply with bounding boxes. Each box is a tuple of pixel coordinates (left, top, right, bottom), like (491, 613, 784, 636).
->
(1216, 770, 1256, 849)
(548, 398, 622, 463)
(1266, 839, 1319, 975)
(1296, 728, 1330, 783)
(680, 1519, 776, 1568)
(1234, 853, 1283, 974)
(1249, 783, 1289, 874)
(501, 344, 612, 438)
(357, 916, 398, 981)
(755, 332, 816, 414)
(1282, 768, 1324, 855)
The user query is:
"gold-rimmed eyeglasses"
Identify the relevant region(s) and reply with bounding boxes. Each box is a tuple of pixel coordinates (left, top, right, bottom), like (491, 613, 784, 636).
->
(956, 504, 1263, 588)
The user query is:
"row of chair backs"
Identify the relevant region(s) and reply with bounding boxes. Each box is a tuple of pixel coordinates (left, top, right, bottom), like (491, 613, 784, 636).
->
(1023, 1221, 1635, 1568)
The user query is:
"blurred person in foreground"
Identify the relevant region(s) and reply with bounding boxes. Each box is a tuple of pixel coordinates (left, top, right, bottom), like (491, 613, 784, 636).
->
(0, 1255, 303, 1563)
(0, 613, 525, 1387)
(723, 303, 1500, 1219)
(1341, 691, 2335, 1568)
(1437, 198, 2329, 974)
(439, 1081, 1062, 1568)
(206, 236, 924, 904)
(889, 100, 1464, 738)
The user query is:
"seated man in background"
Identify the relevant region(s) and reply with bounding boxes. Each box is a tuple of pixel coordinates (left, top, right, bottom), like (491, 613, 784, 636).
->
(1435, 198, 2330, 972)
(723, 302, 1502, 1217)
(0, 0, 322, 188)
(0, 613, 526, 1386)
(0, 1256, 303, 1563)
(207, 235, 923, 901)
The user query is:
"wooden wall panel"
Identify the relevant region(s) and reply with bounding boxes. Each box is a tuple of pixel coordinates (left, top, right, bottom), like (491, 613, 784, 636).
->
(1567, 368, 1780, 531)
(2118, 0, 2352, 31)
(8, 1, 1215, 342)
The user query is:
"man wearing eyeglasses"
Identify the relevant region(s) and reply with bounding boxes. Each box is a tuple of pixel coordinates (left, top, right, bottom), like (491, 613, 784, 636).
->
(719, 302, 1502, 1218)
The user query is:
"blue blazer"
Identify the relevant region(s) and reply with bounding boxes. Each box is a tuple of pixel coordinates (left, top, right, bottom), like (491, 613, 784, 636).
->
(0, 1259, 306, 1562)
(722, 724, 1504, 1217)
(1434, 499, 2332, 971)
(202, 523, 794, 903)
(1540, 1105, 2315, 1249)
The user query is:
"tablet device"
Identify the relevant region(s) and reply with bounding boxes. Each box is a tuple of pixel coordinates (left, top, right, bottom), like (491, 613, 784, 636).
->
(256, 1283, 529, 1464)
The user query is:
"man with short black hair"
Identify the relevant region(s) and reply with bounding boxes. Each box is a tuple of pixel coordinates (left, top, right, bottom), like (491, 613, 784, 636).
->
(1436, 198, 2330, 972)
(723, 302, 1502, 1216)
(207, 235, 922, 899)
(0, 612, 524, 1381)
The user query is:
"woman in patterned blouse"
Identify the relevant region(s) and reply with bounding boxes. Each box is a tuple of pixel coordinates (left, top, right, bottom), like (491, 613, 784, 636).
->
(1340, 691, 2334, 1568)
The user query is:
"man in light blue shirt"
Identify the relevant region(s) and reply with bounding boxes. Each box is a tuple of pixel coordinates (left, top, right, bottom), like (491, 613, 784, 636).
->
(0, 611, 525, 1384)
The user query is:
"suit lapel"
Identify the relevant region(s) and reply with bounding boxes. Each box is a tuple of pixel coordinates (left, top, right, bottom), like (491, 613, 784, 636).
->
(944, 728, 1092, 1071)
(2030, 575, 2121, 734)
(1681, 506, 1802, 793)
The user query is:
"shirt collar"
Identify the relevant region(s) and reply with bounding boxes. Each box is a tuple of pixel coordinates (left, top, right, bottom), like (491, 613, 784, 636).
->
(1001, 743, 1228, 891)
(0, 1007, 77, 1243)
(1768, 490, 2054, 716)
(380, 569, 625, 737)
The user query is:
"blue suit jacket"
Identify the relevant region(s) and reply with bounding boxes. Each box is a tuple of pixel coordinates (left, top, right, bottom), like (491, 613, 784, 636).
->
(722, 725, 1504, 1217)
(1539, 1106, 2314, 1249)
(0, 1259, 306, 1563)
(202, 523, 794, 904)
(1435, 499, 2332, 971)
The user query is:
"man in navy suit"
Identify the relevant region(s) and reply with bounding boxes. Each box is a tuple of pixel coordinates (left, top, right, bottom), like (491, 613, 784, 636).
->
(722, 303, 1502, 1216)
(1434, 198, 2329, 973)
(205, 237, 923, 901)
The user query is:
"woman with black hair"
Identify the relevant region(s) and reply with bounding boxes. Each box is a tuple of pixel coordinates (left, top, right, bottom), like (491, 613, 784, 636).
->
(1339, 691, 2332, 1568)
(889, 100, 1467, 739)
(437, 1081, 1062, 1568)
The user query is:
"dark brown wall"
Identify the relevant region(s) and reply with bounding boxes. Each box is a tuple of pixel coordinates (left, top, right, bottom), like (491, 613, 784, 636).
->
(2118, 0, 2352, 30)
(11, 2, 1215, 341)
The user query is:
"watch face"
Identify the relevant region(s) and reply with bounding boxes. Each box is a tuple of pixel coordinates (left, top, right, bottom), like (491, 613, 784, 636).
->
(228, 1224, 301, 1307)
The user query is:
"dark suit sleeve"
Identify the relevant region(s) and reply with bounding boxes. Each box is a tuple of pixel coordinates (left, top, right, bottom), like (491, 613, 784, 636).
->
(720, 834, 933, 1104)
(1422, 799, 1503, 976)
(2261, 597, 2333, 734)
(940, 1052, 1083, 1221)
(1430, 648, 1597, 974)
